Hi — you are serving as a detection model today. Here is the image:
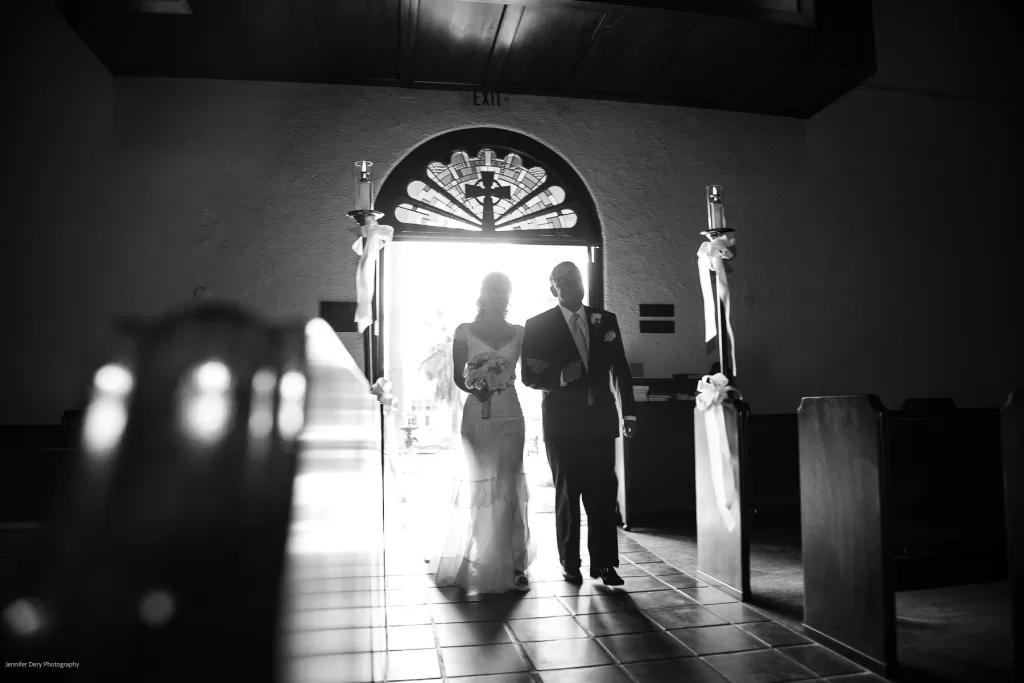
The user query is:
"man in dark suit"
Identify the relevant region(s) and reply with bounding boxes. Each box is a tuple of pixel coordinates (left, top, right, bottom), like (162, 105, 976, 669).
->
(522, 262, 637, 586)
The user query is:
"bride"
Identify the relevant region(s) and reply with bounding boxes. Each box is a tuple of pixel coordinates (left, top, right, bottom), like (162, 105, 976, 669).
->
(430, 272, 536, 593)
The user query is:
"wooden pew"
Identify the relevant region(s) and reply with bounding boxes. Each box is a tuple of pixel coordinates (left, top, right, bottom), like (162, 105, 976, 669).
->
(1003, 391, 1023, 678)
(889, 399, 1006, 590)
(619, 378, 695, 530)
(798, 394, 1011, 677)
(798, 395, 897, 676)
(0, 305, 316, 680)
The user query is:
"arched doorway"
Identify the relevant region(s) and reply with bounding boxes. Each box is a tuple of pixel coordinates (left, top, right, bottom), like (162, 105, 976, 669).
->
(372, 127, 604, 566)
(373, 126, 604, 380)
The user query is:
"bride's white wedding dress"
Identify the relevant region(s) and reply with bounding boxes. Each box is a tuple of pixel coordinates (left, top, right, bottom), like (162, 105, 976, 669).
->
(430, 325, 536, 593)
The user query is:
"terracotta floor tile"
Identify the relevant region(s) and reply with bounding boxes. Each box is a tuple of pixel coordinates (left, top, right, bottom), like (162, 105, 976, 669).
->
(284, 652, 382, 683)
(382, 624, 436, 650)
(644, 605, 728, 630)
(640, 562, 687, 576)
(385, 604, 433, 626)
(617, 576, 675, 592)
(669, 624, 770, 655)
(617, 589, 697, 611)
(522, 638, 613, 670)
(575, 610, 659, 636)
(680, 586, 738, 605)
(654, 573, 706, 589)
(705, 602, 772, 623)
(624, 657, 731, 683)
(827, 674, 890, 683)
(597, 631, 695, 663)
(559, 594, 629, 615)
(447, 673, 533, 683)
(507, 615, 590, 641)
(441, 643, 529, 677)
(537, 665, 632, 682)
(505, 596, 571, 619)
(738, 621, 812, 647)
(435, 620, 511, 647)
(286, 607, 384, 631)
(431, 601, 511, 623)
(703, 648, 818, 683)
(380, 648, 441, 681)
(620, 551, 661, 563)
(777, 644, 864, 677)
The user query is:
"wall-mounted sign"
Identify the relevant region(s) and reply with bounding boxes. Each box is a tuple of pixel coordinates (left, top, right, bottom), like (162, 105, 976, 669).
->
(471, 90, 502, 107)
(639, 303, 675, 334)
(319, 301, 358, 333)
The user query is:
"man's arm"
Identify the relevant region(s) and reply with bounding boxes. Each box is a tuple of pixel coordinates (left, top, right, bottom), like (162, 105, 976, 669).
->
(606, 313, 636, 424)
(521, 318, 568, 392)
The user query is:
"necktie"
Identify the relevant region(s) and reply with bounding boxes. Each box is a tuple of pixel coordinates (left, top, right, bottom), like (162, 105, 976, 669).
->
(570, 313, 593, 406)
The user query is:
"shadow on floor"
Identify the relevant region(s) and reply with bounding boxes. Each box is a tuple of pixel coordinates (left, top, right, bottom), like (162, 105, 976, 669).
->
(621, 514, 1013, 683)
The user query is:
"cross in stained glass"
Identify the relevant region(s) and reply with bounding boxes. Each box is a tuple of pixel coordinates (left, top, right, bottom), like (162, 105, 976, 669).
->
(465, 171, 512, 231)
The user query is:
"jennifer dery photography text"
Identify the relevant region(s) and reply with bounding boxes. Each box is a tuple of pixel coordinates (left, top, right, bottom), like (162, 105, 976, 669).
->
(7, 661, 80, 669)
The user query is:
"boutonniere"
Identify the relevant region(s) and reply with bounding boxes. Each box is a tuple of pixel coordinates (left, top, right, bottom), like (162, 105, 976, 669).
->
(590, 312, 603, 326)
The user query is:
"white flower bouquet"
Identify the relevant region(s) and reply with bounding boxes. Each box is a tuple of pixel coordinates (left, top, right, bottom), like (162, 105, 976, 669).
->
(464, 352, 516, 419)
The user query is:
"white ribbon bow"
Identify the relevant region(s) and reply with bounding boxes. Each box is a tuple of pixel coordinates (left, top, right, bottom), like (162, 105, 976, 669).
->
(369, 377, 394, 408)
(352, 220, 394, 333)
(697, 234, 738, 376)
(696, 373, 742, 532)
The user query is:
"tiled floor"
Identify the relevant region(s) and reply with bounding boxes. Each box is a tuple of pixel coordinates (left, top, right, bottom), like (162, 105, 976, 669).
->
(279, 501, 891, 683)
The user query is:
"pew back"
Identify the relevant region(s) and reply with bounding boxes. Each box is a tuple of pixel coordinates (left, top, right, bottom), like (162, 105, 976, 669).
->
(798, 395, 897, 675)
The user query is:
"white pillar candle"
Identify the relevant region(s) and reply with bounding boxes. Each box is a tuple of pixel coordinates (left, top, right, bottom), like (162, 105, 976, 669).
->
(355, 161, 374, 211)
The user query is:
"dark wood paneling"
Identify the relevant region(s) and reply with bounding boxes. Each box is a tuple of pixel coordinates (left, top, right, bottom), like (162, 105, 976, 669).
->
(619, 399, 696, 529)
(459, 0, 814, 27)
(485, 5, 526, 87)
(55, 0, 872, 118)
(500, 6, 607, 89)
(798, 395, 897, 676)
(647, 17, 782, 106)
(722, 22, 817, 111)
(573, 13, 699, 95)
(64, 0, 402, 81)
(415, 0, 504, 84)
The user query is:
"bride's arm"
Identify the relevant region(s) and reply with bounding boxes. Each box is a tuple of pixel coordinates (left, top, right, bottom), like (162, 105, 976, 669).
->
(452, 324, 474, 395)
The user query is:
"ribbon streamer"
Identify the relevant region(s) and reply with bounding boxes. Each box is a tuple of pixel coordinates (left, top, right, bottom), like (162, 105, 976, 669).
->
(370, 377, 394, 408)
(697, 234, 738, 376)
(696, 373, 742, 532)
(351, 220, 394, 334)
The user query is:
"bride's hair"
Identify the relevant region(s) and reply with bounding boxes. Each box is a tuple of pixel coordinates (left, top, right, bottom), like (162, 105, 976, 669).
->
(476, 272, 512, 320)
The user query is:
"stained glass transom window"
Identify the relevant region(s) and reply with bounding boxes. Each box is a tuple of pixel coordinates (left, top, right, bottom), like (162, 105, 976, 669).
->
(375, 128, 600, 245)
(394, 149, 578, 233)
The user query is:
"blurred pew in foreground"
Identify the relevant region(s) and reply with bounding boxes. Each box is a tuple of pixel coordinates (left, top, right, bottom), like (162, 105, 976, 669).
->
(1, 304, 381, 682)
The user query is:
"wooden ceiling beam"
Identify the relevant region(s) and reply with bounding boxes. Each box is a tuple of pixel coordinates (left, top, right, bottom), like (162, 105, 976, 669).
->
(483, 4, 525, 88)
(565, 11, 612, 91)
(454, 0, 814, 27)
(399, 0, 421, 86)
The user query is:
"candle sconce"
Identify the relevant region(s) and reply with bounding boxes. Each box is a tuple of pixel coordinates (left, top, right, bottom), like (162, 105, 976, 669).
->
(701, 185, 734, 241)
(347, 160, 384, 227)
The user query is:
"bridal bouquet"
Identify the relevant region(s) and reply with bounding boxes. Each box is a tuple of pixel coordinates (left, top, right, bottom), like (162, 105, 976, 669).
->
(464, 352, 516, 420)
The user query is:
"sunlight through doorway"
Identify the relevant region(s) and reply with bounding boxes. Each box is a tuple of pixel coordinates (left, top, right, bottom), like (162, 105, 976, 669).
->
(381, 242, 592, 564)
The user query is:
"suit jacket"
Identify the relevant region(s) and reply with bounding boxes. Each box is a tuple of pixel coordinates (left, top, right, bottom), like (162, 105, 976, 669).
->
(522, 305, 635, 441)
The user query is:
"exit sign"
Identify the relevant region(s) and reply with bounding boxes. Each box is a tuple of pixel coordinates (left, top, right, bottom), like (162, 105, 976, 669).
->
(471, 90, 502, 107)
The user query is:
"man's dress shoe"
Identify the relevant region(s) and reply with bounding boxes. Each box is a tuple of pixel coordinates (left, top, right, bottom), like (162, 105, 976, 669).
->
(591, 567, 625, 586)
(562, 568, 584, 584)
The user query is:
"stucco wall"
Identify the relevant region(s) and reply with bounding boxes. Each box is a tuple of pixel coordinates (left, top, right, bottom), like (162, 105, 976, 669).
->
(2, 1, 1020, 424)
